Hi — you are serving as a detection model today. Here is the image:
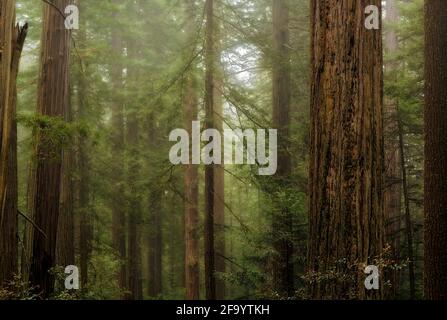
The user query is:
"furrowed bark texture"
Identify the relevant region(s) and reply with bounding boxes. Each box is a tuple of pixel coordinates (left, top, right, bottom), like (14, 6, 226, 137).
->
(28, 0, 71, 297)
(308, 0, 384, 299)
(424, 0, 447, 300)
(0, 0, 27, 284)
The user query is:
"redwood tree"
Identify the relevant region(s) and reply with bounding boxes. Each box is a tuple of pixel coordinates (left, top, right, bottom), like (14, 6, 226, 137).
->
(28, 0, 71, 297)
(308, 0, 384, 299)
(204, 0, 217, 300)
(424, 0, 447, 300)
(183, 0, 200, 301)
(0, 1, 27, 286)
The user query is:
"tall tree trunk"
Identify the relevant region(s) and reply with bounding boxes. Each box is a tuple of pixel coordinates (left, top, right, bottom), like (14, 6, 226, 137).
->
(126, 109, 143, 300)
(308, 0, 384, 299)
(183, 0, 200, 301)
(204, 0, 216, 301)
(424, 0, 447, 300)
(0, 1, 14, 218)
(214, 87, 226, 300)
(212, 0, 226, 300)
(383, 0, 401, 298)
(110, 22, 127, 298)
(28, 0, 71, 297)
(183, 73, 200, 300)
(272, 0, 293, 296)
(0, 1, 27, 284)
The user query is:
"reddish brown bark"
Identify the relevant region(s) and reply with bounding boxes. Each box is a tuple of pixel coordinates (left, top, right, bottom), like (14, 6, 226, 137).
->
(183, 0, 200, 298)
(0, 1, 27, 285)
(56, 92, 75, 269)
(424, 0, 447, 300)
(308, 0, 384, 299)
(204, 0, 216, 301)
(28, 0, 71, 297)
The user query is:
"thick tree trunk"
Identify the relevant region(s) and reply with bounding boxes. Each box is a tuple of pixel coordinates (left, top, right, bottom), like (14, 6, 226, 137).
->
(110, 23, 127, 297)
(204, 0, 216, 301)
(0, 1, 27, 284)
(424, 0, 447, 300)
(308, 0, 384, 299)
(272, 0, 293, 296)
(183, 0, 200, 299)
(56, 90, 75, 269)
(0, 1, 14, 218)
(28, 0, 71, 297)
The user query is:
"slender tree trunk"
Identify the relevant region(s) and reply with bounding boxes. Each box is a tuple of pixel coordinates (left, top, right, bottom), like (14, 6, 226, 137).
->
(204, 0, 216, 300)
(272, 0, 293, 296)
(28, 0, 71, 297)
(110, 23, 127, 298)
(384, 0, 401, 298)
(183, 74, 200, 299)
(424, 0, 447, 300)
(147, 114, 162, 298)
(126, 34, 143, 300)
(214, 92, 226, 300)
(183, 0, 200, 300)
(308, 0, 384, 299)
(147, 190, 162, 297)
(212, 0, 226, 300)
(127, 109, 143, 300)
(0, 1, 27, 284)
(397, 106, 415, 299)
